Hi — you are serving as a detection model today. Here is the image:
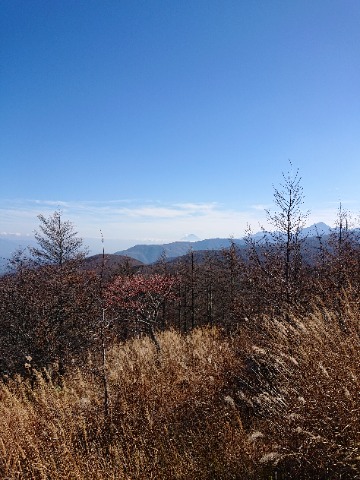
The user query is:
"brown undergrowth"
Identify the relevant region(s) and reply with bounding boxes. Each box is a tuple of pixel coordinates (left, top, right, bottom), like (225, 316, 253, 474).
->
(0, 305, 359, 479)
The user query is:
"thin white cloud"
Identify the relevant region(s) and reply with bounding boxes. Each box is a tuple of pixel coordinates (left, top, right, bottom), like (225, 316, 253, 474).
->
(0, 198, 260, 240)
(115, 206, 190, 218)
(1, 197, 360, 249)
(174, 202, 218, 211)
(34, 200, 69, 207)
(251, 203, 272, 211)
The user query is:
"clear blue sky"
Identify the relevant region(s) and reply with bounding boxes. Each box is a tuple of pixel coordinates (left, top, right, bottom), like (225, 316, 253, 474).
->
(1, 0, 360, 250)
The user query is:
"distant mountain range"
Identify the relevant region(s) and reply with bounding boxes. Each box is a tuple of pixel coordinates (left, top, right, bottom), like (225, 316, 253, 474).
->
(0, 223, 332, 273)
(114, 238, 239, 264)
(114, 222, 332, 265)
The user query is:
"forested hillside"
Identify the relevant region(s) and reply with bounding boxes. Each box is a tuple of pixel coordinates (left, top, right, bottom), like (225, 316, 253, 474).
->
(0, 170, 359, 479)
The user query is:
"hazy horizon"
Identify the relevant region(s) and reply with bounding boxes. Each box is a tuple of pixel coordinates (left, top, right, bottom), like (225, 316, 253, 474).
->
(0, 219, 334, 259)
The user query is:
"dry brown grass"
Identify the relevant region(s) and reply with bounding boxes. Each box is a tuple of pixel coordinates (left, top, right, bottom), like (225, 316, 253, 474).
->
(0, 328, 252, 479)
(0, 305, 359, 479)
(232, 306, 360, 479)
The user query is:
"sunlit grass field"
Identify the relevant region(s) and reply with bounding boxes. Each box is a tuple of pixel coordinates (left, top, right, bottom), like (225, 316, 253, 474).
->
(0, 305, 359, 479)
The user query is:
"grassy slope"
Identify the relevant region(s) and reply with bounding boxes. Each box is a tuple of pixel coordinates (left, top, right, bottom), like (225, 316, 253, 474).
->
(0, 307, 359, 479)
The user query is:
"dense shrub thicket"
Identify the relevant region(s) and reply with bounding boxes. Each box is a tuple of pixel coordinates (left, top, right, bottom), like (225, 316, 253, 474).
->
(1, 215, 360, 378)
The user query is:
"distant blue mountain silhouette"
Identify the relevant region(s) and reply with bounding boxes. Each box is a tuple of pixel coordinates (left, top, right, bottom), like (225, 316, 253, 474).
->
(114, 223, 332, 264)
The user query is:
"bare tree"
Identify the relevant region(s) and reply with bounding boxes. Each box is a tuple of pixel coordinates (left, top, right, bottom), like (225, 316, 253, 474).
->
(30, 210, 87, 267)
(265, 163, 309, 306)
(26, 211, 89, 380)
(244, 163, 310, 314)
(313, 204, 360, 330)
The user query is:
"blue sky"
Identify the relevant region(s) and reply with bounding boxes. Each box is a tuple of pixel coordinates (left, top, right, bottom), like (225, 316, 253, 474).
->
(1, 0, 360, 251)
